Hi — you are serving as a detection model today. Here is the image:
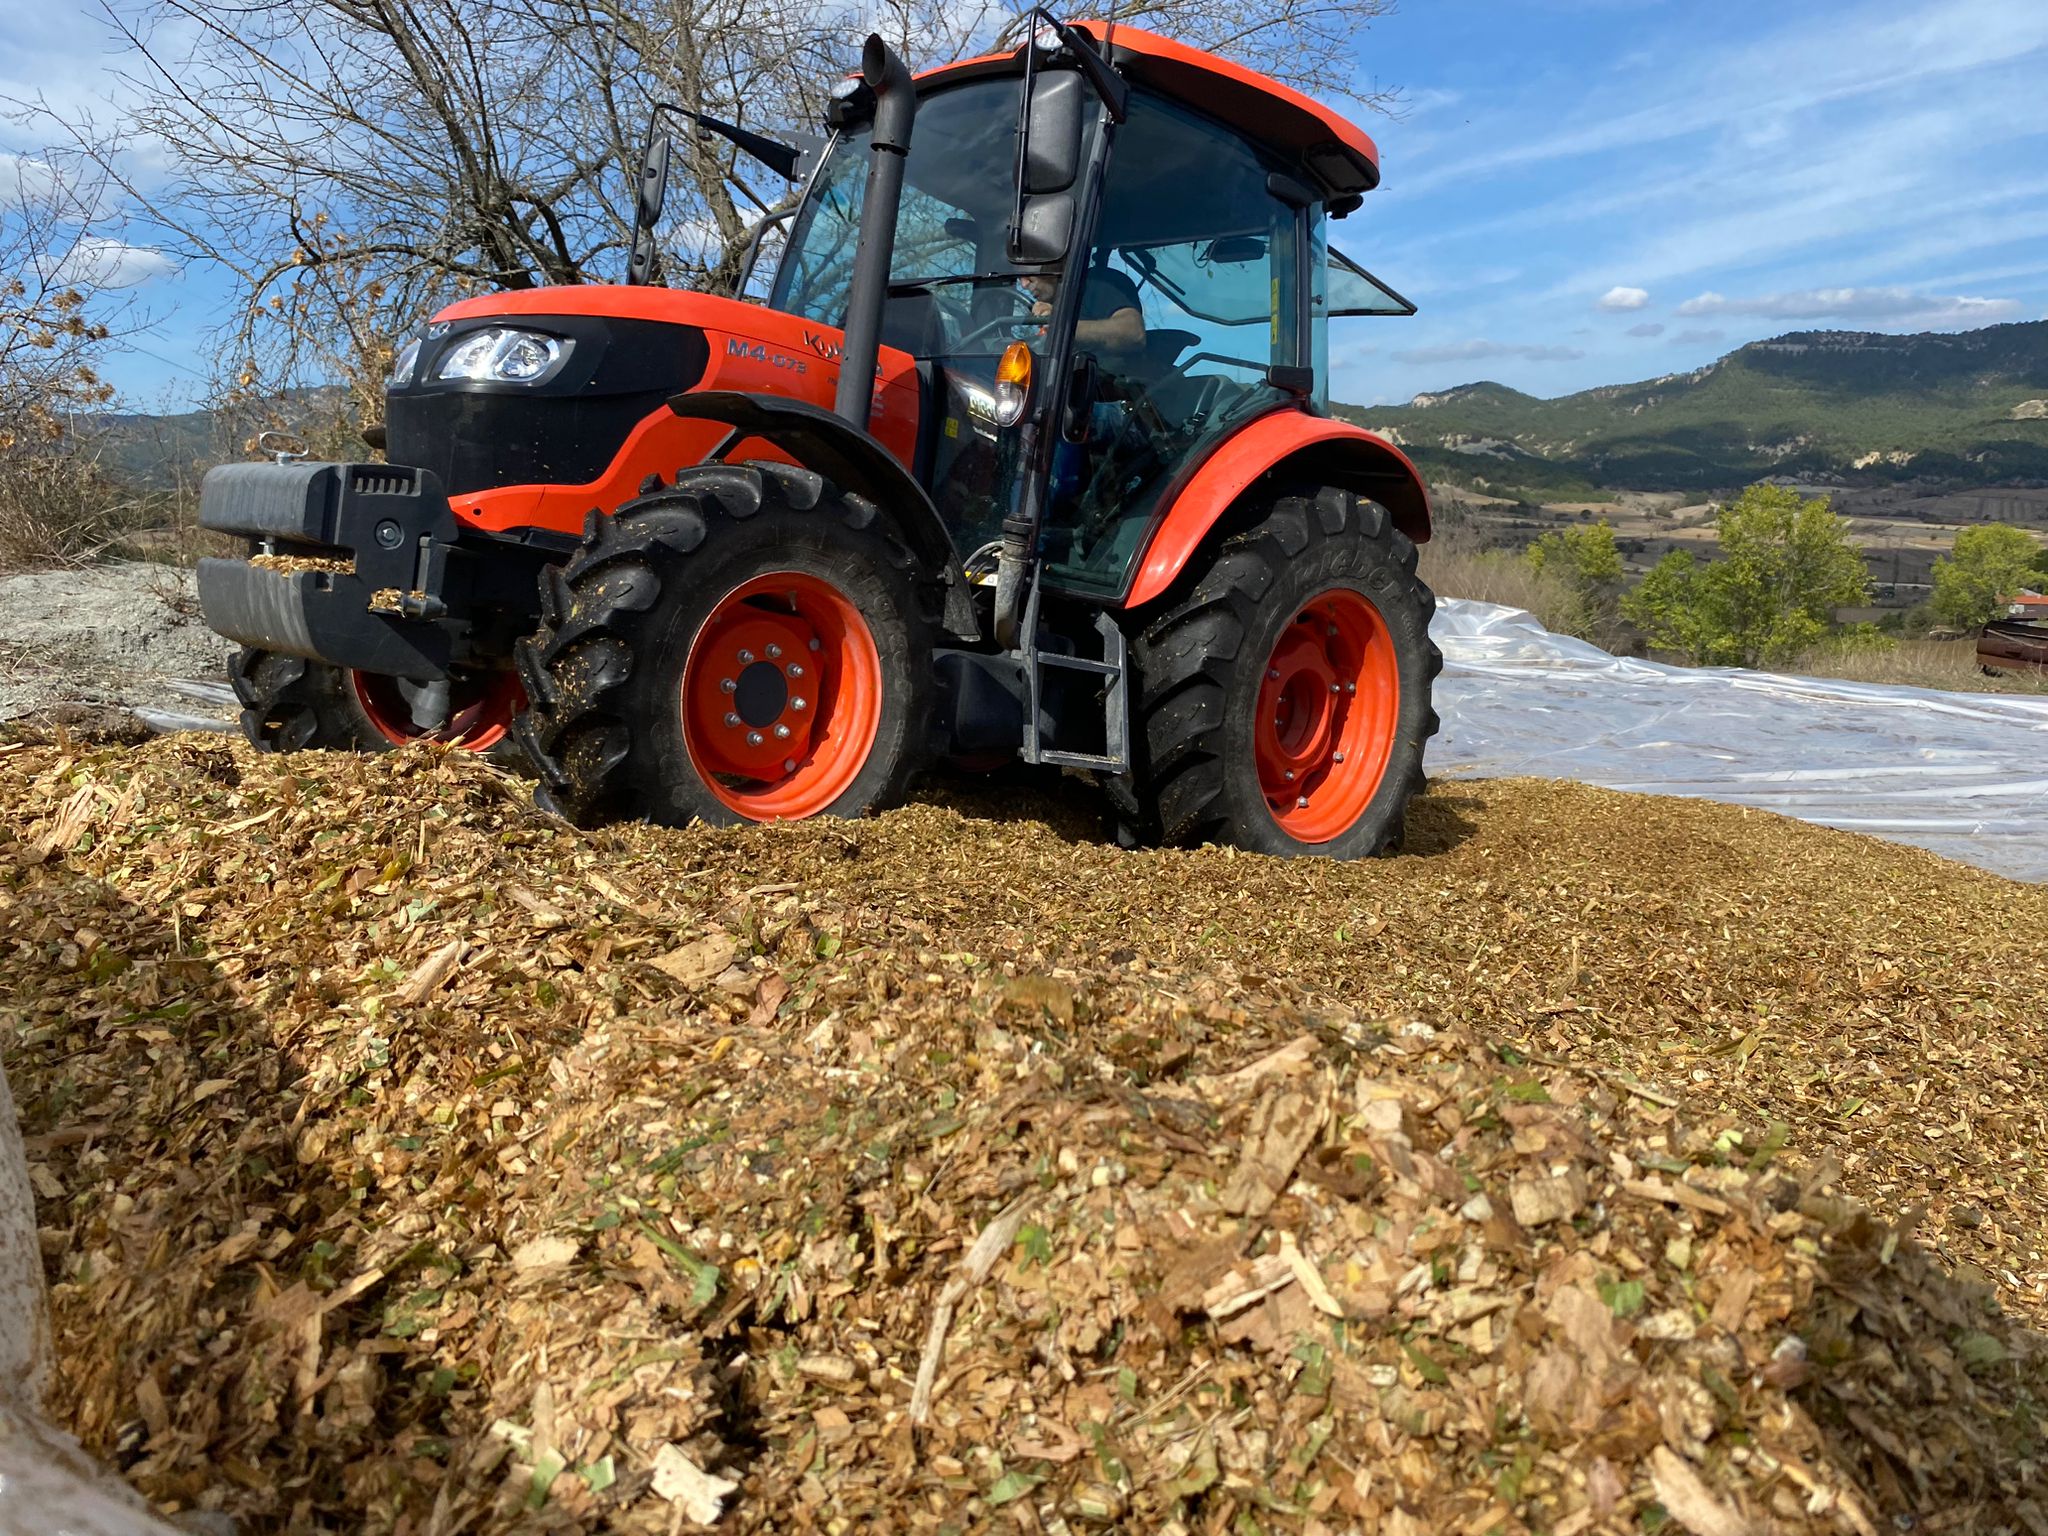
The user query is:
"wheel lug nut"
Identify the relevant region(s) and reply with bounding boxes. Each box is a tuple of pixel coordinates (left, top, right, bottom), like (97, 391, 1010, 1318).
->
(1327, 625, 1339, 638)
(724, 712, 740, 728)
(746, 730, 764, 746)
(1333, 751, 1345, 763)
(1297, 794, 1310, 808)
(1345, 682, 1356, 694)
(774, 723, 791, 739)
(787, 663, 804, 678)
(766, 643, 782, 658)
(1267, 668, 1280, 680)
(808, 637, 821, 651)
(1330, 683, 1341, 694)
(720, 677, 736, 693)
(738, 648, 755, 664)
(1283, 769, 1295, 781)
(783, 758, 797, 772)
(791, 697, 807, 711)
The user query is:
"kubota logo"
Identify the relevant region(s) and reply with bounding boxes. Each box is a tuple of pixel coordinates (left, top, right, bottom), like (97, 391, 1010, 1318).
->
(802, 330, 844, 361)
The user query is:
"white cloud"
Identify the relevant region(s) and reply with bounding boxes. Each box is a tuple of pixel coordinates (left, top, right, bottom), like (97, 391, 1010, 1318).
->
(1391, 339, 1586, 366)
(1405, 0, 2048, 192)
(51, 236, 176, 289)
(1674, 286, 2022, 325)
(0, 151, 63, 206)
(1597, 285, 1649, 311)
(1627, 322, 1665, 337)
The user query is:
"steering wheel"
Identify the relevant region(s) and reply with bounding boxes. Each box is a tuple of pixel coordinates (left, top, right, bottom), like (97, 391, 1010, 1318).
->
(951, 287, 1044, 353)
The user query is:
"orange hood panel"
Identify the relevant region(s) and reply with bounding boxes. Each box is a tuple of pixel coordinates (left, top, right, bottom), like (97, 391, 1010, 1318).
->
(428, 287, 922, 536)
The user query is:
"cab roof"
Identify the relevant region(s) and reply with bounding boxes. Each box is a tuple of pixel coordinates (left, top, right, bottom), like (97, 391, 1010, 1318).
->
(918, 21, 1381, 197)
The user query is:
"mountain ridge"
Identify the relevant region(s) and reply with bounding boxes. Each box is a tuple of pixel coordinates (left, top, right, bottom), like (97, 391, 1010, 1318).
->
(1338, 320, 2048, 497)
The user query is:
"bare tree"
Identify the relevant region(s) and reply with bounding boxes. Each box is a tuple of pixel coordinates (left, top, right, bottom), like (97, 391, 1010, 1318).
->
(0, 156, 145, 564)
(28, 0, 1398, 433)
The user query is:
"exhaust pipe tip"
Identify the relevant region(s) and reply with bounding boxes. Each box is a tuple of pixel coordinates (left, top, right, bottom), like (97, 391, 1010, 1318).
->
(860, 34, 915, 152)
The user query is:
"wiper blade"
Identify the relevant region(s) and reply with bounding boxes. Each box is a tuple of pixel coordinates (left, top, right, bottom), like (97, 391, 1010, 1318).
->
(653, 103, 814, 181)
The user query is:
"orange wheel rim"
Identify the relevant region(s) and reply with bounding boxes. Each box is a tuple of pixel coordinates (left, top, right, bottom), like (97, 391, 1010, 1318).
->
(1253, 588, 1401, 844)
(351, 669, 524, 750)
(680, 572, 882, 820)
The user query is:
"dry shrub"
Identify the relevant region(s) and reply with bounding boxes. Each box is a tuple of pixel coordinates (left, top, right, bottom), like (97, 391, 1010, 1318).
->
(1417, 541, 1587, 636)
(0, 441, 152, 569)
(1786, 637, 2048, 696)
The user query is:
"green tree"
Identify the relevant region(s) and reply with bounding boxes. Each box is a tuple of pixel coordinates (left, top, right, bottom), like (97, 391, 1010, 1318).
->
(1525, 521, 1625, 639)
(1621, 483, 1868, 666)
(1527, 521, 1624, 586)
(1932, 524, 2040, 630)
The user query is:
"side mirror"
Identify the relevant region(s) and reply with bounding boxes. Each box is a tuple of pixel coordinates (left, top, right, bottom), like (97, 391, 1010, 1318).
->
(1009, 195, 1074, 266)
(636, 132, 672, 228)
(1008, 69, 1083, 266)
(1022, 71, 1083, 193)
(625, 132, 671, 286)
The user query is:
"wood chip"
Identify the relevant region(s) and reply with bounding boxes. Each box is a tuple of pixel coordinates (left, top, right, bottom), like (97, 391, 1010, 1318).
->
(650, 1443, 738, 1523)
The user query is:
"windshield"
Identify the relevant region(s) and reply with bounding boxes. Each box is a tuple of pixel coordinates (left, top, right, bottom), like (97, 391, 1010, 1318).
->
(771, 77, 1094, 357)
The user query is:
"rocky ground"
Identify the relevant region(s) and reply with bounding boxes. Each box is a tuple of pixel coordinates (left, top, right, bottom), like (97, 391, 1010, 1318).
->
(0, 563, 235, 728)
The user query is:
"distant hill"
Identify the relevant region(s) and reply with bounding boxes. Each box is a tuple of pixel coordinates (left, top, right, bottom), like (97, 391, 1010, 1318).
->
(1339, 320, 2048, 498)
(95, 406, 219, 486)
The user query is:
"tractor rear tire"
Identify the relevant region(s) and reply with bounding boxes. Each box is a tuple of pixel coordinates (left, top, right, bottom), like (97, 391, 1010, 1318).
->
(1120, 486, 1441, 858)
(511, 462, 936, 828)
(229, 649, 525, 757)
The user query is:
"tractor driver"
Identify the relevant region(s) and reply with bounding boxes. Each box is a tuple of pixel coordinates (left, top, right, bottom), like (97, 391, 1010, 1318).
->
(1020, 268, 1145, 363)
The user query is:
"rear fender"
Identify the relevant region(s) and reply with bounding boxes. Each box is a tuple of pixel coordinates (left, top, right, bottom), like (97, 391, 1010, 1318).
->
(1124, 413, 1431, 609)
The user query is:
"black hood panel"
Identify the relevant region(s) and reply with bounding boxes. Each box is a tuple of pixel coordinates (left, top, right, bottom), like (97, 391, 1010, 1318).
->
(385, 314, 709, 496)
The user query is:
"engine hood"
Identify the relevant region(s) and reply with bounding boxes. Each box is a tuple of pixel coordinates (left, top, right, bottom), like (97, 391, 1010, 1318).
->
(432, 284, 768, 333)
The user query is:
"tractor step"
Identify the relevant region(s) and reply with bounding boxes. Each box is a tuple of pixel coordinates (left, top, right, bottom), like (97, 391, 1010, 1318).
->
(1023, 606, 1130, 774)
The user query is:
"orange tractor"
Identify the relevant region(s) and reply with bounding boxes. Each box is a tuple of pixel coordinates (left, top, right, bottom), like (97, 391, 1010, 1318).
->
(198, 15, 1438, 857)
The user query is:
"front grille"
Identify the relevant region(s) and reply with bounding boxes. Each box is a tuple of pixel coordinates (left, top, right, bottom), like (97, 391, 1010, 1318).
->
(386, 387, 677, 497)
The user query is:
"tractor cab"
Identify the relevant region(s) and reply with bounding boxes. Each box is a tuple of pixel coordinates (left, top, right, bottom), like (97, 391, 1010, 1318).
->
(764, 23, 1416, 607)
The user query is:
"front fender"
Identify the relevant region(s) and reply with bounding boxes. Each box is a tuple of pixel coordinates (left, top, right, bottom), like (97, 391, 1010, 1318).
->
(667, 391, 978, 640)
(1124, 412, 1432, 609)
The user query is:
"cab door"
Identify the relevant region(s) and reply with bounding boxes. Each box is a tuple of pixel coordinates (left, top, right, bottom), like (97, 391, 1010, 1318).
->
(1036, 91, 1310, 600)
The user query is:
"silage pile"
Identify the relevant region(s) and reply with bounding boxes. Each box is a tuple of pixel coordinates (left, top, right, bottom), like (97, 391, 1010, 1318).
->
(2, 733, 2044, 1535)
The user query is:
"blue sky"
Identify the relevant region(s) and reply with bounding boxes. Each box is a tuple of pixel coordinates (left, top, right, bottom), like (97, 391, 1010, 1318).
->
(1328, 0, 2048, 405)
(6, 0, 2048, 410)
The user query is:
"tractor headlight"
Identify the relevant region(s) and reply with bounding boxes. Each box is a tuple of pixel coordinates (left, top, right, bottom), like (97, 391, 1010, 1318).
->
(388, 336, 421, 387)
(434, 327, 573, 384)
(994, 341, 1033, 428)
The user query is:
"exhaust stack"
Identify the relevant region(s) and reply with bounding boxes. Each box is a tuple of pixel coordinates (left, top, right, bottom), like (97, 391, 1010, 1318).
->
(831, 36, 917, 431)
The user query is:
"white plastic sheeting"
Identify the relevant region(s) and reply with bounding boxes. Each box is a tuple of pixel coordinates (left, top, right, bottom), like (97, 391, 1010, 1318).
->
(1429, 599, 2048, 883)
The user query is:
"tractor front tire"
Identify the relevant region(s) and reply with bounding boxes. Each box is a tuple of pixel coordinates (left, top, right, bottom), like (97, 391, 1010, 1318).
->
(229, 648, 525, 757)
(511, 462, 935, 828)
(230, 649, 390, 753)
(1122, 485, 1441, 858)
